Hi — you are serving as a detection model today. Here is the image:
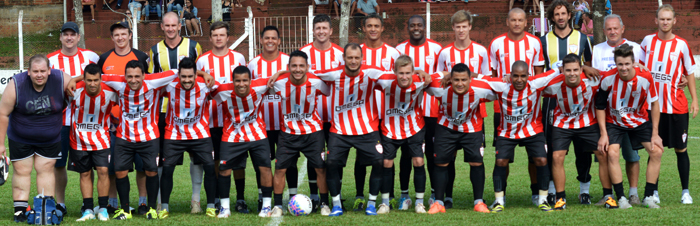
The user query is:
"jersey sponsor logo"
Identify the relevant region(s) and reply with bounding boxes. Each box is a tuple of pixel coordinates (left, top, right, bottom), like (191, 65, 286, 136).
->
(76, 113, 102, 132)
(652, 62, 672, 83)
(385, 102, 414, 117)
(504, 105, 532, 123)
(175, 107, 201, 125)
(610, 107, 636, 117)
(262, 94, 282, 103)
(231, 111, 258, 128)
(447, 110, 470, 125)
(562, 103, 586, 117)
(124, 103, 148, 121)
(106, 66, 114, 71)
(284, 104, 313, 121)
(335, 94, 364, 112)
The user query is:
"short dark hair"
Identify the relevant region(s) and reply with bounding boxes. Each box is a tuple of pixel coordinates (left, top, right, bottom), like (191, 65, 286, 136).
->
(28, 54, 50, 71)
(363, 13, 383, 27)
(178, 57, 196, 72)
(288, 50, 309, 65)
(233, 65, 252, 79)
(546, 0, 573, 25)
(407, 15, 426, 28)
(562, 53, 581, 66)
(125, 60, 146, 74)
(260, 25, 280, 38)
(450, 63, 471, 77)
(210, 21, 230, 36)
(83, 63, 102, 78)
(343, 43, 362, 55)
(614, 43, 635, 61)
(313, 14, 332, 28)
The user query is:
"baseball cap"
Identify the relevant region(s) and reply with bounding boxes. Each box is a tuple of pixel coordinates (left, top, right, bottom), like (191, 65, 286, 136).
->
(110, 21, 131, 33)
(61, 22, 80, 33)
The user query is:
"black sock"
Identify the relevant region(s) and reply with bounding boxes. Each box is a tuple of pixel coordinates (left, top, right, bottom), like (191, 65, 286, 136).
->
(390, 165, 396, 199)
(574, 149, 593, 183)
(381, 167, 393, 195)
(327, 164, 342, 197)
(470, 164, 485, 201)
(603, 188, 613, 197)
(676, 151, 690, 190)
(82, 198, 94, 211)
(369, 162, 383, 197)
(424, 149, 435, 192)
(556, 191, 566, 200)
(274, 193, 283, 206)
(287, 165, 298, 197)
(613, 183, 625, 199)
(308, 164, 318, 195)
(399, 152, 412, 192)
(146, 175, 159, 209)
(493, 165, 507, 193)
(414, 166, 426, 193)
(262, 186, 273, 199)
(355, 165, 366, 197)
(98, 196, 109, 209)
(434, 165, 448, 201)
(219, 174, 232, 199)
(530, 183, 539, 196)
(446, 160, 455, 198)
(115, 176, 130, 209)
(14, 201, 28, 213)
(160, 166, 176, 205)
(203, 164, 217, 205)
(234, 178, 245, 200)
(320, 193, 329, 204)
(644, 182, 656, 198)
(536, 165, 550, 191)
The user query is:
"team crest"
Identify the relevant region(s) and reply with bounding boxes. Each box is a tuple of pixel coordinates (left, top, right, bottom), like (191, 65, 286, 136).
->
(568, 44, 579, 54)
(381, 59, 391, 71)
(331, 61, 340, 68)
(470, 58, 479, 67)
(670, 52, 679, 60)
(426, 56, 435, 66)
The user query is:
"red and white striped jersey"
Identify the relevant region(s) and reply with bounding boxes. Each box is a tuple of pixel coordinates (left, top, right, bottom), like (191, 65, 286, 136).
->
(489, 33, 545, 114)
(211, 78, 270, 142)
(543, 74, 599, 129)
(436, 42, 492, 76)
(272, 73, 330, 135)
(375, 73, 429, 139)
(162, 77, 218, 140)
(48, 48, 100, 126)
(196, 49, 246, 128)
(69, 82, 118, 151)
(248, 52, 290, 130)
(361, 43, 400, 120)
(426, 75, 497, 133)
(315, 66, 387, 135)
(102, 70, 178, 142)
(484, 69, 562, 139)
(640, 33, 697, 114)
(300, 42, 344, 122)
(599, 68, 658, 128)
(397, 39, 442, 118)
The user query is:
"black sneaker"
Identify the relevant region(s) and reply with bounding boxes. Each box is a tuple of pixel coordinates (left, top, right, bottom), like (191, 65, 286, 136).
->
(101, 4, 109, 10)
(14, 209, 27, 223)
(115, 4, 121, 9)
(579, 193, 591, 205)
(137, 203, 149, 215)
(215, 202, 221, 214)
(257, 199, 262, 212)
(444, 199, 453, 209)
(547, 193, 556, 206)
(56, 204, 67, 221)
(235, 200, 249, 214)
(311, 198, 320, 212)
(105, 204, 118, 214)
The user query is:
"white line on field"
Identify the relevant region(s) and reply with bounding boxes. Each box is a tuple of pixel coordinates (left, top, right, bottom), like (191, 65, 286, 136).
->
(267, 159, 308, 226)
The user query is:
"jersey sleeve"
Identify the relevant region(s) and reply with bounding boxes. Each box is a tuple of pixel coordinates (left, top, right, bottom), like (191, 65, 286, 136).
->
(313, 78, 331, 96)
(87, 51, 100, 64)
(313, 69, 340, 82)
(144, 69, 179, 90)
(473, 80, 498, 102)
(640, 38, 651, 64)
(681, 43, 697, 76)
(196, 57, 207, 71)
(424, 72, 446, 97)
(195, 43, 203, 58)
(102, 74, 127, 91)
(489, 41, 499, 71)
(531, 69, 562, 90)
(436, 49, 447, 72)
(236, 52, 247, 66)
(480, 49, 493, 76)
(365, 68, 387, 80)
(582, 35, 593, 63)
(533, 41, 545, 67)
(250, 78, 270, 94)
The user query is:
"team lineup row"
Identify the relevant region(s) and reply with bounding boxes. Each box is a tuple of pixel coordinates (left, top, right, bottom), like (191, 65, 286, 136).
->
(0, 0, 695, 223)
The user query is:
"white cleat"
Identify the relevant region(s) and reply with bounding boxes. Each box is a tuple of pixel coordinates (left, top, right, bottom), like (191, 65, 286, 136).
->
(681, 193, 693, 204)
(270, 206, 283, 217)
(618, 196, 633, 209)
(415, 203, 426, 214)
(217, 208, 231, 218)
(376, 203, 390, 214)
(399, 198, 412, 210)
(643, 196, 660, 209)
(191, 201, 202, 214)
(258, 206, 272, 218)
(319, 204, 331, 216)
(76, 210, 95, 222)
(653, 191, 661, 204)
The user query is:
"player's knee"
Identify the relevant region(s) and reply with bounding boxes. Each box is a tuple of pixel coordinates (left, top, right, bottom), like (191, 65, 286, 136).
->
(552, 151, 566, 163)
(533, 157, 547, 166)
(383, 159, 393, 168)
(675, 148, 687, 153)
(79, 171, 92, 178)
(96, 167, 109, 177)
(144, 170, 158, 177)
(258, 166, 272, 174)
(219, 169, 232, 177)
(115, 171, 128, 179)
(495, 159, 509, 167)
(468, 162, 483, 167)
(647, 147, 663, 159)
(412, 157, 424, 167)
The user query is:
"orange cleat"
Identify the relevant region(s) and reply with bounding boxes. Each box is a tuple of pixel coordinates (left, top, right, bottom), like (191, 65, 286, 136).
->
(474, 202, 491, 213)
(428, 202, 446, 214)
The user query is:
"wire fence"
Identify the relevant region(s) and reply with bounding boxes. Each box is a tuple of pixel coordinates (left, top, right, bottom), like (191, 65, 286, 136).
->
(0, 21, 62, 70)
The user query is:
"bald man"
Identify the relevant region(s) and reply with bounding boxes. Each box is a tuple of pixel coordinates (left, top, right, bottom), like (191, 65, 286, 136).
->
(147, 11, 203, 214)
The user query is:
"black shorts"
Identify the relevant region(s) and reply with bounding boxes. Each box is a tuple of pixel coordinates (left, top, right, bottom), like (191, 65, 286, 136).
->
(606, 121, 652, 148)
(113, 138, 159, 172)
(162, 139, 214, 167)
(276, 131, 326, 169)
(658, 113, 688, 149)
(323, 122, 332, 144)
(495, 133, 547, 161)
(158, 114, 184, 166)
(8, 139, 61, 162)
(551, 126, 600, 153)
(381, 129, 425, 160)
(492, 113, 501, 147)
(267, 130, 280, 160)
(57, 126, 71, 168)
(210, 127, 224, 161)
(434, 125, 484, 164)
(327, 131, 382, 167)
(219, 139, 271, 171)
(108, 132, 143, 175)
(68, 149, 110, 173)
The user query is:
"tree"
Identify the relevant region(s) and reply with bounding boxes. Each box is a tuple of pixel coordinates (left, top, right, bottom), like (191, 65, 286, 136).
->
(339, 0, 351, 47)
(212, 0, 222, 22)
(592, 0, 605, 45)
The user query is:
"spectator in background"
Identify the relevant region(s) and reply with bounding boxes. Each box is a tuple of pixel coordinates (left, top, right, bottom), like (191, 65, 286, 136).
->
(313, 0, 344, 19)
(143, 0, 163, 20)
(207, 0, 232, 23)
(605, 0, 612, 15)
(182, 0, 202, 36)
(573, 0, 589, 27)
(167, 0, 184, 12)
(83, 0, 97, 23)
(122, 9, 133, 23)
(103, 0, 124, 10)
(353, 0, 379, 31)
(580, 12, 593, 37)
(128, 0, 145, 22)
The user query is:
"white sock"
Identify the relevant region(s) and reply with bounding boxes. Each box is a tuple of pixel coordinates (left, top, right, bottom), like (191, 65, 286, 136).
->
(221, 198, 230, 209)
(368, 194, 378, 206)
(381, 193, 390, 205)
(580, 181, 591, 194)
(538, 190, 548, 205)
(682, 189, 690, 195)
(262, 197, 272, 209)
(495, 191, 505, 205)
(332, 195, 342, 207)
(548, 181, 556, 194)
(629, 187, 638, 197)
(190, 162, 204, 202)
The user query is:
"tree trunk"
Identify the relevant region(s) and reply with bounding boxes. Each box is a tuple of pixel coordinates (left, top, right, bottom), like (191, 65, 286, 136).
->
(592, 0, 605, 45)
(212, 0, 222, 22)
(339, 0, 351, 47)
(73, 0, 86, 48)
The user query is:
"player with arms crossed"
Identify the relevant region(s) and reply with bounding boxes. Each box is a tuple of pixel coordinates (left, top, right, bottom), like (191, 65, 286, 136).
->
(596, 43, 664, 209)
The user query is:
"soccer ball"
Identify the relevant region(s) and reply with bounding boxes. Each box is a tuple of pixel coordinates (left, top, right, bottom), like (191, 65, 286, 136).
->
(287, 194, 313, 216)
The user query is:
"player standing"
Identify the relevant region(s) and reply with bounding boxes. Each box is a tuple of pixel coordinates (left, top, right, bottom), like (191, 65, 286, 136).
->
(640, 4, 698, 204)
(395, 15, 442, 210)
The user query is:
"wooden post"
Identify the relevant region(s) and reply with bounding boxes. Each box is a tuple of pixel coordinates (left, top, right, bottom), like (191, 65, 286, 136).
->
(212, 0, 222, 22)
(339, 0, 351, 47)
(592, 0, 605, 45)
(73, 0, 86, 48)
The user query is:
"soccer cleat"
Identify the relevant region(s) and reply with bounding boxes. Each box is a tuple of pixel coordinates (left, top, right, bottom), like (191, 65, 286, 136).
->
(258, 206, 272, 217)
(217, 208, 231, 218)
(444, 199, 453, 209)
(538, 203, 553, 212)
(57, 204, 67, 221)
(604, 196, 619, 209)
(96, 208, 109, 221)
(596, 195, 612, 206)
(579, 193, 591, 205)
(113, 209, 132, 220)
(618, 197, 632, 209)
(105, 204, 118, 214)
(428, 197, 435, 206)
(191, 201, 202, 214)
(681, 193, 693, 204)
(137, 203, 149, 215)
(206, 208, 217, 217)
(145, 207, 159, 220)
(365, 203, 378, 215)
(353, 198, 365, 211)
(554, 198, 566, 210)
(235, 200, 249, 214)
(0, 156, 10, 186)
(311, 198, 320, 212)
(14, 209, 28, 223)
(490, 203, 504, 213)
(629, 195, 642, 205)
(76, 209, 95, 221)
(546, 193, 556, 206)
(531, 195, 539, 206)
(653, 191, 660, 204)
(319, 203, 331, 216)
(270, 206, 283, 217)
(643, 196, 660, 209)
(390, 198, 399, 210)
(158, 209, 169, 219)
(427, 202, 446, 214)
(376, 203, 390, 214)
(329, 205, 343, 216)
(398, 197, 412, 210)
(474, 201, 490, 213)
(415, 203, 426, 213)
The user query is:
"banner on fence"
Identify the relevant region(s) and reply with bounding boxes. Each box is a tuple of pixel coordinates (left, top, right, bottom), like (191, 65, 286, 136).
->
(0, 70, 22, 94)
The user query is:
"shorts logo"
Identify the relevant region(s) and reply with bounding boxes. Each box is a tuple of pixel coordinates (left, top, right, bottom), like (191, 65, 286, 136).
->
(108, 154, 111, 163)
(220, 160, 227, 165)
(321, 151, 326, 161)
(375, 143, 383, 154)
(544, 144, 548, 153)
(422, 143, 425, 154)
(683, 133, 688, 142)
(480, 147, 484, 157)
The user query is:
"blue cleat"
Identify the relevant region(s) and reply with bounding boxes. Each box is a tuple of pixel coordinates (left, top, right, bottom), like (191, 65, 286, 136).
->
(365, 203, 377, 215)
(329, 206, 343, 216)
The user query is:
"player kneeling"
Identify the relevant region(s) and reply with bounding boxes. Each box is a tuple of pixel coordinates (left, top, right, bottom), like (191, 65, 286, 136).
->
(69, 64, 117, 222)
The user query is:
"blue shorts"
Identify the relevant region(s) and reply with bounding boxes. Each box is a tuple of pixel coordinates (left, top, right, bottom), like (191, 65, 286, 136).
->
(108, 131, 144, 175)
(56, 126, 71, 168)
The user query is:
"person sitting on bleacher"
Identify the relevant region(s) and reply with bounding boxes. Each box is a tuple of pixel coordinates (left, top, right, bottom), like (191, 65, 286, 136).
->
(181, 0, 202, 36)
(167, 0, 184, 12)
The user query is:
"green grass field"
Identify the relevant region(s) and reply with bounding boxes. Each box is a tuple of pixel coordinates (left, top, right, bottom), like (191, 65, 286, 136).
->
(2, 84, 700, 225)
